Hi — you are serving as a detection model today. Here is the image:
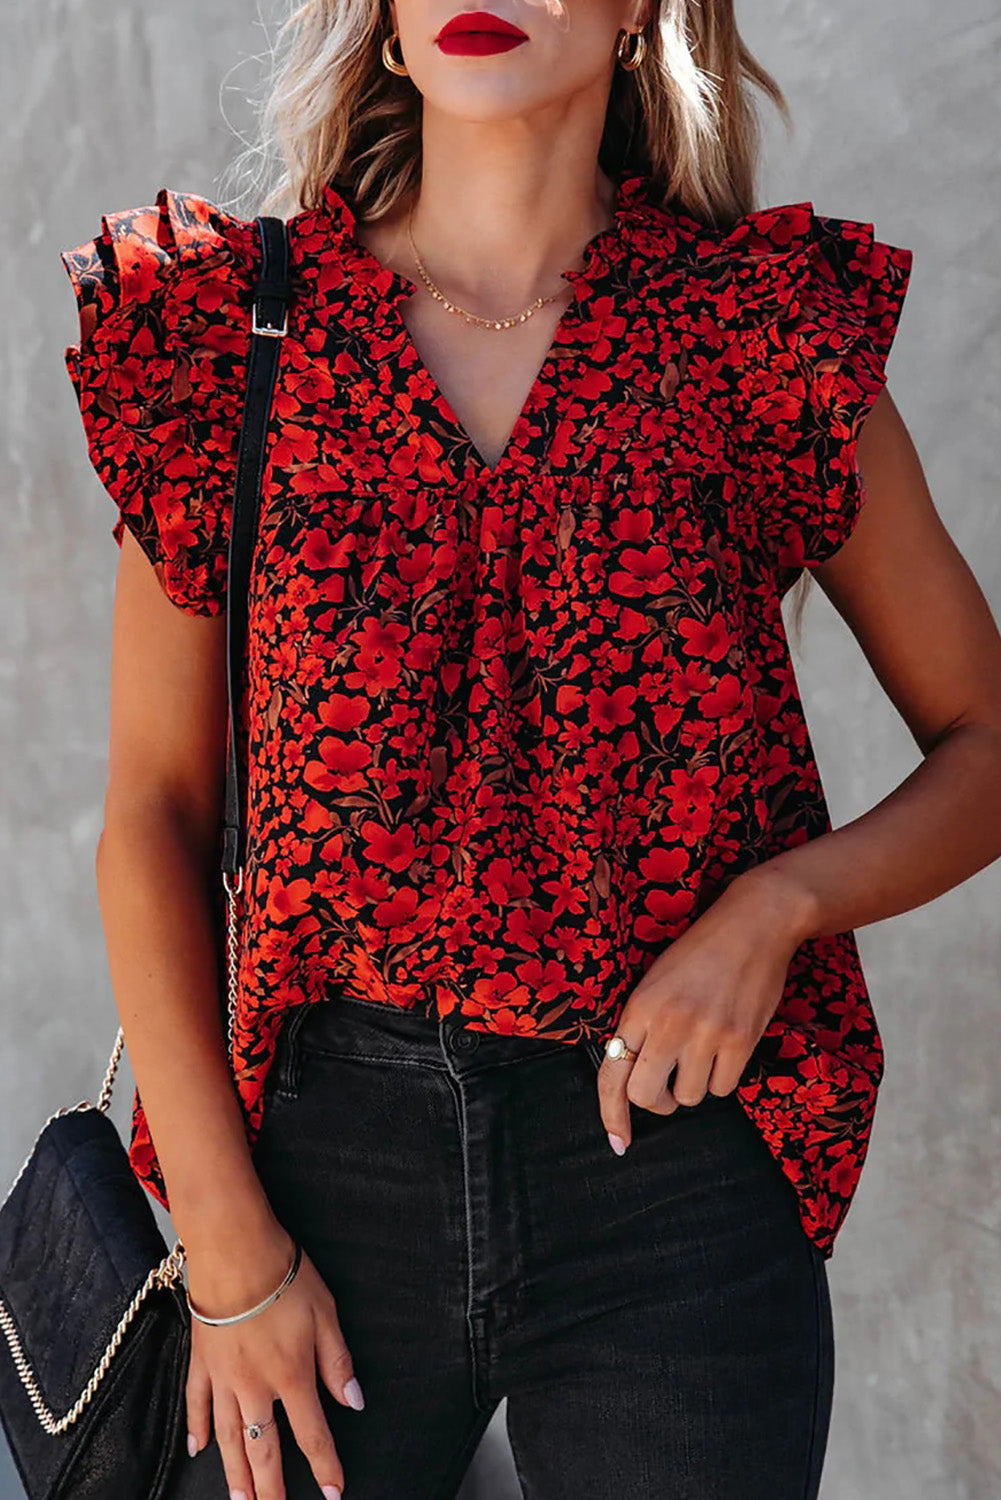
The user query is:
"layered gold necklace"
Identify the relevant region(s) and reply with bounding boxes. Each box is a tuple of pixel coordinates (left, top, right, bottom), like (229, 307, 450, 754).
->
(405, 207, 570, 331)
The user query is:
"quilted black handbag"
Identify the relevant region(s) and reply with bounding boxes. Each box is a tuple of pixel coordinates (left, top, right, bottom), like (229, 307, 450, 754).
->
(0, 211, 291, 1500)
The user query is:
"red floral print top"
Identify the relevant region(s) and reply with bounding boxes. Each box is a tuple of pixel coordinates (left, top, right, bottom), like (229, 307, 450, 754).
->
(60, 171, 912, 1258)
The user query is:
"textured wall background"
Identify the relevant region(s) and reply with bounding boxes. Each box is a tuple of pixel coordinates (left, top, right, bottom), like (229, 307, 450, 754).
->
(2, 1, 999, 1496)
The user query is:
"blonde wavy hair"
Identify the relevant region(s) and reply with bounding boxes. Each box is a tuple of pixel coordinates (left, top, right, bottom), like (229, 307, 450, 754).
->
(225, 0, 788, 227)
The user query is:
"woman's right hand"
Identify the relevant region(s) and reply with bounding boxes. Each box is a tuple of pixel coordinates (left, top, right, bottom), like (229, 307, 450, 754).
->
(184, 1220, 363, 1500)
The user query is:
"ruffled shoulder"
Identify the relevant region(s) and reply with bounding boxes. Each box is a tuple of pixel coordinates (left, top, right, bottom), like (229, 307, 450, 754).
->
(717, 202, 912, 370)
(658, 198, 915, 579)
(60, 189, 262, 614)
(611, 181, 911, 384)
(643, 194, 911, 346)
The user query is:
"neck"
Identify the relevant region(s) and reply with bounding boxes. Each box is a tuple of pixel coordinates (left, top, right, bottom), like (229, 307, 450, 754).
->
(400, 115, 620, 309)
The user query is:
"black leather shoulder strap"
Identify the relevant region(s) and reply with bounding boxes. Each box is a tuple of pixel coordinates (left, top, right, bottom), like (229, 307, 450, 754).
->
(221, 214, 290, 878)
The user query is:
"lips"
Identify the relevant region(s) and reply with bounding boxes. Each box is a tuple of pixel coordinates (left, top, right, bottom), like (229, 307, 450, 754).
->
(437, 10, 529, 54)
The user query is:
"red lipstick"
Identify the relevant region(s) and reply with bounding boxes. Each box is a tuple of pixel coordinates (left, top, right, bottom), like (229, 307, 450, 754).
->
(436, 11, 529, 56)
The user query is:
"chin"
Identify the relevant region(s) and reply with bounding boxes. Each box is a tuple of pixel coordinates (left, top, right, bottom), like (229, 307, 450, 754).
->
(419, 59, 597, 124)
(420, 75, 549, 121)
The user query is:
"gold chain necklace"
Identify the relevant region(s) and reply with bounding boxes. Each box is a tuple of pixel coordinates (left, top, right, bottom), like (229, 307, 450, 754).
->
(405, 207, 569, 331)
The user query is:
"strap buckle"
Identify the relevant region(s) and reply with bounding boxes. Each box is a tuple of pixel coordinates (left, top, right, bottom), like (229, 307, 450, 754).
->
(252, 303, 287, 338)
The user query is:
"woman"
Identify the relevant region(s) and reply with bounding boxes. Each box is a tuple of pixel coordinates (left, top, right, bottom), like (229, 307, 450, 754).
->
(58, 1, 1001, 1497)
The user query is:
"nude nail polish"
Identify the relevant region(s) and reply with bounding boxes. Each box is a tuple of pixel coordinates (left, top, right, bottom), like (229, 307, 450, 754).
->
(608, 1132, 627, 1155)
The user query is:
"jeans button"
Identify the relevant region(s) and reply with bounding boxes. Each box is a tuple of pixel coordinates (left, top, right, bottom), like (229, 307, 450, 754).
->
(448, 1027, 479, 1054)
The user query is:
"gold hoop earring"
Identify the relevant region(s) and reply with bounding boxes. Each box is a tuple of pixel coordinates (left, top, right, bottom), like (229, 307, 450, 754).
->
(382, 31, 409, 76)
(616, 28, 646, 71)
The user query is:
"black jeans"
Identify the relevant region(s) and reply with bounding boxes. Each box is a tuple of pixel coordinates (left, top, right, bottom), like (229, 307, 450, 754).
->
(174, 994, 834, 1499)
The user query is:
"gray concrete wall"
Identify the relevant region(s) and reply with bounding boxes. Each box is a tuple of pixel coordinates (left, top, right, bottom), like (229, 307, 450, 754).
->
(2, 2, 999, 1496)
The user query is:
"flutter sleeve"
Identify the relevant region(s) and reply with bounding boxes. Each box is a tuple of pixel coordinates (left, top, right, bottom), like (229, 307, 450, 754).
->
(721, 203, 914, 587)
(59, 189, 262, 614)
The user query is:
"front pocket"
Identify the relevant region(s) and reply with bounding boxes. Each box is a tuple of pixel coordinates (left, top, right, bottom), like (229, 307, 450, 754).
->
(267, 1001, 316, 1102)
(583, 1037, 606, 1071)
(291, 993, 439, 1064)
(584, 1034, 742, 1114)
(328, 991, 387, 1010)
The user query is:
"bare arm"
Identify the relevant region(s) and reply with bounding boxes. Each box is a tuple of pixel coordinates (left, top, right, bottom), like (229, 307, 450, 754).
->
(96, 526, 290, 1292)
(740, 385, 1001, 937)
(599, 386, 1001, 1135)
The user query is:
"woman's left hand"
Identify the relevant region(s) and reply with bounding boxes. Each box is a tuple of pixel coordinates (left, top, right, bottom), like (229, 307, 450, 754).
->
(596, 865, 816, 1153)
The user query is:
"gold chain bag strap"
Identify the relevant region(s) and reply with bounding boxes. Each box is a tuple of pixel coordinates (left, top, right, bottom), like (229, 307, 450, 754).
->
(0, 213, 290, 1500)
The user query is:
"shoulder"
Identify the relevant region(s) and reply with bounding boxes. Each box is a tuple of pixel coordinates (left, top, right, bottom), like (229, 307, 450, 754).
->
(58, 190, 266, 616)
(59, 188, 263, 357)
(627, 173, 918, 345)
(629, 189, 913, 355)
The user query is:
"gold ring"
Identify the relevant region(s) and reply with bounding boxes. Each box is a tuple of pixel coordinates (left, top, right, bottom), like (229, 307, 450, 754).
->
(604, 1034, 638, 1062)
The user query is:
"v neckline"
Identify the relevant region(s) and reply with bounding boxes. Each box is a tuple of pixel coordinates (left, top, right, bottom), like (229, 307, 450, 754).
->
(317, 171, 659, 482)
(390, 285, 583, 479)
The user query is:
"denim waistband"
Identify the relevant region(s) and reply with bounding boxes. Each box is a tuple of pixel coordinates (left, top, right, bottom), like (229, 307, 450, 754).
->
(282, 988, 606, 1075)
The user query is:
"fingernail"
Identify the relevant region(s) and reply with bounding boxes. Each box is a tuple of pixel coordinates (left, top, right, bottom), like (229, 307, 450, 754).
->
(344, 1375, 365, 1410)
(187, 1433, 198, 1458)
(230, 1491, 248, 1500)
(322, 1488, 343, 1499)
(608, 1132, 627, 1155)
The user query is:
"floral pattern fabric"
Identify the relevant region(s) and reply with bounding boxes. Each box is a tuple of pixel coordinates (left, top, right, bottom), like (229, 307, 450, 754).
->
(60, 172, 912, 1258)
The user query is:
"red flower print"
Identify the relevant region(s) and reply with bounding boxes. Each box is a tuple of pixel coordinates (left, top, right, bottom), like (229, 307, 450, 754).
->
(59, 173, 912, 1259)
